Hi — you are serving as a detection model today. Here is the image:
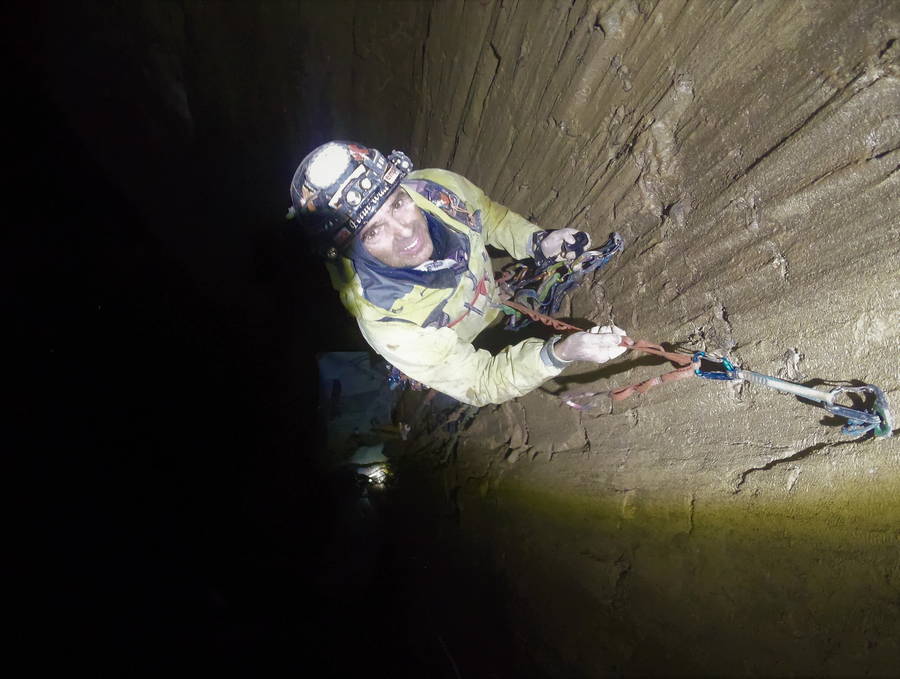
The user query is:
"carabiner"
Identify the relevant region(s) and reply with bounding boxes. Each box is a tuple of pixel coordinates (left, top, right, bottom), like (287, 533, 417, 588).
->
(825, 385, 894, 438)
(693, 351, 738, 380)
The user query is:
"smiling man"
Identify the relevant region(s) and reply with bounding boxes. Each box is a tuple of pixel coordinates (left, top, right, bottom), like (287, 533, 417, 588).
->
(288, 141, 627, 407)
(358, 187, 432, 268)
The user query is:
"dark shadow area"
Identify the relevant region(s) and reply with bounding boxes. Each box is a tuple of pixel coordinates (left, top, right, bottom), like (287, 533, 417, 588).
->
(10, 48, 331, 672)
(7, 4, 530, 675)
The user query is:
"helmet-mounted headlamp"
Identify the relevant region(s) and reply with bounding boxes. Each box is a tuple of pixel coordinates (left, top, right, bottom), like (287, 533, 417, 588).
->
(288, 141, 413, 257)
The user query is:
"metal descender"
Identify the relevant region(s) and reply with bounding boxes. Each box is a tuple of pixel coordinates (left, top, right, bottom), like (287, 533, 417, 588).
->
(694, 352, 894, 438)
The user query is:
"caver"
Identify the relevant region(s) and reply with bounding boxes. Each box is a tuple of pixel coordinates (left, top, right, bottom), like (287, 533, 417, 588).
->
(287, 140, 628, 406)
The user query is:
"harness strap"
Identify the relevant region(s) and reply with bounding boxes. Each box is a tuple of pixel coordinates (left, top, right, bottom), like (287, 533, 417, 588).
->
(447, 275, 491, 329)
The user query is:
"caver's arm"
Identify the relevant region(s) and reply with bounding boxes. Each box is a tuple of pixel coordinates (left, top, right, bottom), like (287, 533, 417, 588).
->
(359, 320, 562, 407)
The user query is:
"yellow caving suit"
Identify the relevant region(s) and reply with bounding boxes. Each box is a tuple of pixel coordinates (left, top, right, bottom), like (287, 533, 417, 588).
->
(328, 169, 565, 406)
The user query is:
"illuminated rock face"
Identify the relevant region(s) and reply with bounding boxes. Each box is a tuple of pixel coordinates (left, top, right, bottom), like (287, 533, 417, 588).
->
(400, 3, 899, 676)
(393, 3, 900, 675)
(32, 0, 898, 675)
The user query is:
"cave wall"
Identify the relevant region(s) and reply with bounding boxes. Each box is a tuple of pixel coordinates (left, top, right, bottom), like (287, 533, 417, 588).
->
(20, 0, 900, 675)
(407, 1, 900, 676)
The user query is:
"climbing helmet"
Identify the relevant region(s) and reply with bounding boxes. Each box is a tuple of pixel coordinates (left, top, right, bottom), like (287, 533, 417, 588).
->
(288, 141, 413, 257)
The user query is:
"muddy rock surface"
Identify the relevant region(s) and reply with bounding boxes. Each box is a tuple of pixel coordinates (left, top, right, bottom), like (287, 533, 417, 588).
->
(402, 1, 900, 676)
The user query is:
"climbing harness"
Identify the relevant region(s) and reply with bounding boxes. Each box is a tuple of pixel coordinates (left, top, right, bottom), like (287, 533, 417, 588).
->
(498, 232, 624, 331)
(691, 352, 894, 438)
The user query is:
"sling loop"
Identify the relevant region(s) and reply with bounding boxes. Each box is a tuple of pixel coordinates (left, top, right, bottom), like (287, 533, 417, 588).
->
(608, 341, 700, 401)
(501, 300, 701, 403)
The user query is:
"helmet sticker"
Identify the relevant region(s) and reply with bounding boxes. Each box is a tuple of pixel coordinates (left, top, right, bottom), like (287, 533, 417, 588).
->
(405, 179, 482, 233)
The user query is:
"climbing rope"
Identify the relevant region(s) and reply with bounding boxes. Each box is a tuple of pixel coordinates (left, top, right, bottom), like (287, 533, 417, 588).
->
(507, 302, 703, 406)
(609, 341, 699, 400)
(500, 298, 584, 333)
(390, 227, 894, 439)
(543, 316, 892, 438)
(499, 232, 716, 410)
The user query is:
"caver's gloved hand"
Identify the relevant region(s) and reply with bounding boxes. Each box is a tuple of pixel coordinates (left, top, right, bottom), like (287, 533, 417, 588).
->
(550, 325, 631, 364)
(535, 228, 592, 263)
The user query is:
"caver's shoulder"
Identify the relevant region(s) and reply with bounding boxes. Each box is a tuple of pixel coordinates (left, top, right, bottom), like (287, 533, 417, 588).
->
(407, 168, 478, 195)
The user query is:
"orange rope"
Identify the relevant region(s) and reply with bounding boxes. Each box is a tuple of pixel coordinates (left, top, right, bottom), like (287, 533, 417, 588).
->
(501, 299, 584, 333)
(501, 300, 699, 402)
(608, 340, 699, 401)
